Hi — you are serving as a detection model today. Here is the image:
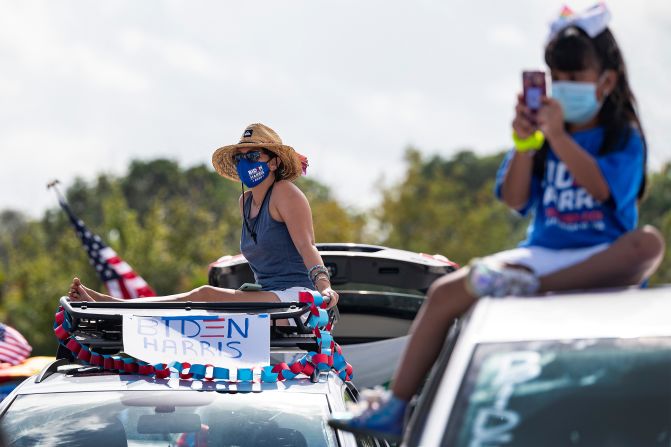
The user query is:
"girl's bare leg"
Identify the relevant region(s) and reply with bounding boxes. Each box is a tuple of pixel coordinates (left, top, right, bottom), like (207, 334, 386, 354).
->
(540, 226, 665, 292)
(388, 226, 665, 401)
(391, 268, 475, 400)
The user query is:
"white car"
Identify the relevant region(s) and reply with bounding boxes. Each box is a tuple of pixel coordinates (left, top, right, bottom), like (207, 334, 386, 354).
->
(0, 299, 391, 447)
(404, 286, 671, 447)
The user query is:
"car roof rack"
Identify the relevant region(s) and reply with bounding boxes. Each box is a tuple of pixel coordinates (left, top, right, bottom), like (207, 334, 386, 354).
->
(57, 297, 337, 358)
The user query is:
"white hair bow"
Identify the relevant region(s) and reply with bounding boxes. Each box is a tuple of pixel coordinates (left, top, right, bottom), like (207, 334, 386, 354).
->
(548, 3, 612, 41)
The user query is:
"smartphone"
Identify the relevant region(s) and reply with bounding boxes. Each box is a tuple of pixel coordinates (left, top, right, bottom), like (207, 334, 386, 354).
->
(522, 70, 546, 113)
(238, 283, 263, 291)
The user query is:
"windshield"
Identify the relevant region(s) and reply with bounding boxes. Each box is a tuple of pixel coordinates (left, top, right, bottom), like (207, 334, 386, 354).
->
(1, 390, 337, 447)
(444, 337, 671, 447)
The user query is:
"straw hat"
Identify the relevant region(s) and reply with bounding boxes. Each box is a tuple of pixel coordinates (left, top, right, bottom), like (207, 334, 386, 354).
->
(212, 123, 307, 182)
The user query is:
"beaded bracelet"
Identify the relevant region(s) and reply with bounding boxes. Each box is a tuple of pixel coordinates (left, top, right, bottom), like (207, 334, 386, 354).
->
(313, 272, 330, 284)
(308, 264, 326, 277)
(311, 270, 330, 283)
(308, 265, 330, 283)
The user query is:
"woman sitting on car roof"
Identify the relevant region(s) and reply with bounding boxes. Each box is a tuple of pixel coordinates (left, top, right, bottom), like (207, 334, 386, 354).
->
(68, 123, 338, 309)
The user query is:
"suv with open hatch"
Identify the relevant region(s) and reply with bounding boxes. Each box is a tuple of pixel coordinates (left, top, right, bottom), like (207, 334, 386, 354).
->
(208, 243, 458, 389)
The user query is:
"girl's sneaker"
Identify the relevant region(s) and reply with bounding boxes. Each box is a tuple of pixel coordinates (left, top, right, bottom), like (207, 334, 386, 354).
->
(467, 258, 540, 298)
(328, 389, 407, 441)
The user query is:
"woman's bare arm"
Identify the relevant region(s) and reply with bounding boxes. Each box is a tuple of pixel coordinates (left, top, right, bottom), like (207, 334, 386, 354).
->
(271, 181, 339, 307)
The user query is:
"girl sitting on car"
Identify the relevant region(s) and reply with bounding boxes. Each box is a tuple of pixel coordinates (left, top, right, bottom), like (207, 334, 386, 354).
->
(330, 4, 665, 440)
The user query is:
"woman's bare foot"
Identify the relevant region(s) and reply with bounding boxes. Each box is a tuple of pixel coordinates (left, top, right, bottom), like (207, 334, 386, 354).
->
(68, 277, 121, 302)
(68, 277, 95, 302)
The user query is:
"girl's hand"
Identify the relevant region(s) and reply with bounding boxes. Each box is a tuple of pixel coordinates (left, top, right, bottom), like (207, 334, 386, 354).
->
(512, 93, 537, 139)
(537, 97, 565, 140)
(319, 287, 339, 309)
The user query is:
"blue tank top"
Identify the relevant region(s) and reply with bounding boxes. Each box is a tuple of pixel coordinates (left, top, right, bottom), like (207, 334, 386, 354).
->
(240, 185, 314, 291)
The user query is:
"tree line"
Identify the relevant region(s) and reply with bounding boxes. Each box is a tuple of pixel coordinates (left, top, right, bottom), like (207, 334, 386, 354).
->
(1, 151, 669, 354)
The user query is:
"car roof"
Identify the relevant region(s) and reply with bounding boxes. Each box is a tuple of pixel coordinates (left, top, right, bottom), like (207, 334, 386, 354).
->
(466, 285, 671, 343)
(11, 367, 340, 396)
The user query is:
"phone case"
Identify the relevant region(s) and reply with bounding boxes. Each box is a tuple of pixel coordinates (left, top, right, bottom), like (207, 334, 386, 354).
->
(523, 70, 546, 112)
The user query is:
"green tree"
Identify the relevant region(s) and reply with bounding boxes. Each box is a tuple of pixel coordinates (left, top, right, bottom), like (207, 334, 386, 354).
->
(298, 178, 368, 244)
(1, 154, 669, 356)
(376, 148, 528, 265)
(639, 164, 671, 284)
(0, 159, 367, 355)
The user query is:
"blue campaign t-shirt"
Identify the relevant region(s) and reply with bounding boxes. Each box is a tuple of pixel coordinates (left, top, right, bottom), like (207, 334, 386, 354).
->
(495, 127, 644, 249)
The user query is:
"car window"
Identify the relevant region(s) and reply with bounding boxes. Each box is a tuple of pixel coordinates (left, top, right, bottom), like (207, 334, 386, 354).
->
(2, 390, 337, 447)
(443, 337, 671, 447)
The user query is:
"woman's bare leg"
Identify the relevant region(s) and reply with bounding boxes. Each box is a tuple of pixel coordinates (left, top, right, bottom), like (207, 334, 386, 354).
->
(391, 268, 476, 400)
(539, 226, 665, 292)
(68, 279, 282, 303)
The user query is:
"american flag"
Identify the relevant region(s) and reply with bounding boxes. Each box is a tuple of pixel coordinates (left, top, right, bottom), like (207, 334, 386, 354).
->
(57, 196, 156, 299)
(0, 323, 32, 366)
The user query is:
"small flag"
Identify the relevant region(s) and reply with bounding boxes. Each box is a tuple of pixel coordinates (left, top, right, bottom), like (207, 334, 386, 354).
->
(0, 323, 32, 366)
(50, 182, 156, 299)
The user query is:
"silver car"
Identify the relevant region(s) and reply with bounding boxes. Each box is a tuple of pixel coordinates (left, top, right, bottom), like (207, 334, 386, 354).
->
(404, 286, 671, 447)
(0, 299, 391, 447)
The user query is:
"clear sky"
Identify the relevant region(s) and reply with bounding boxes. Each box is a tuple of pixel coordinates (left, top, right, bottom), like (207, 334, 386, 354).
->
(1, 1, 669, 217)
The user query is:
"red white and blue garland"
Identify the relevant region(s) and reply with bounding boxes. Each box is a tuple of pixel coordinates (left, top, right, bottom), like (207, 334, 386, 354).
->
(53, 291, 353, 382)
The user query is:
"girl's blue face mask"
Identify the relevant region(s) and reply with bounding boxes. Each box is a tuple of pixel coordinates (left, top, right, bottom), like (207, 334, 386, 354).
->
(551, 76, 605, 124)
(235, 151, 271, 188)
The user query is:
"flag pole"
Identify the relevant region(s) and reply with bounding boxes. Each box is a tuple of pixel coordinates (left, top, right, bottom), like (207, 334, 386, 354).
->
(47, 179, 67, 206)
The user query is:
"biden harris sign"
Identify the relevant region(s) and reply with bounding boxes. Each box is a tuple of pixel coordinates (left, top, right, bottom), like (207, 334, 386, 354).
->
(123, 313, 270, 368)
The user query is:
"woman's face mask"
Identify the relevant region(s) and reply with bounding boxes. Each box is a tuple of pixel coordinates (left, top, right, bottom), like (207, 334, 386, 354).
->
(551, 75, 607, 124)
(235, 151, 271, 188)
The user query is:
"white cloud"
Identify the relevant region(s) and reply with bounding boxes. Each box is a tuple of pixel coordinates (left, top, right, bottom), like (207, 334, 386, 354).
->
(118, 29, 221, 78)
(0, 4, 149, 93)
(0, 75, 22, 98)
(0, 130, 115, 216)
(0, 0, 670, 218)
(354, 90, 426, 131)
(487, 24, 527, 48)
(67, 44, 151, 92)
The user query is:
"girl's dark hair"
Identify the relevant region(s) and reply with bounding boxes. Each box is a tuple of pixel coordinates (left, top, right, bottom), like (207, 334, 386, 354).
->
(533, 26, 647, 198)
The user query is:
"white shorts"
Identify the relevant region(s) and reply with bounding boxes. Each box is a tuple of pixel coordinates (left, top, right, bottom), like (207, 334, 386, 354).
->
(485, 243, 610, 277)
(268, 287, 314, 327)
(269, 287, 313, 303)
